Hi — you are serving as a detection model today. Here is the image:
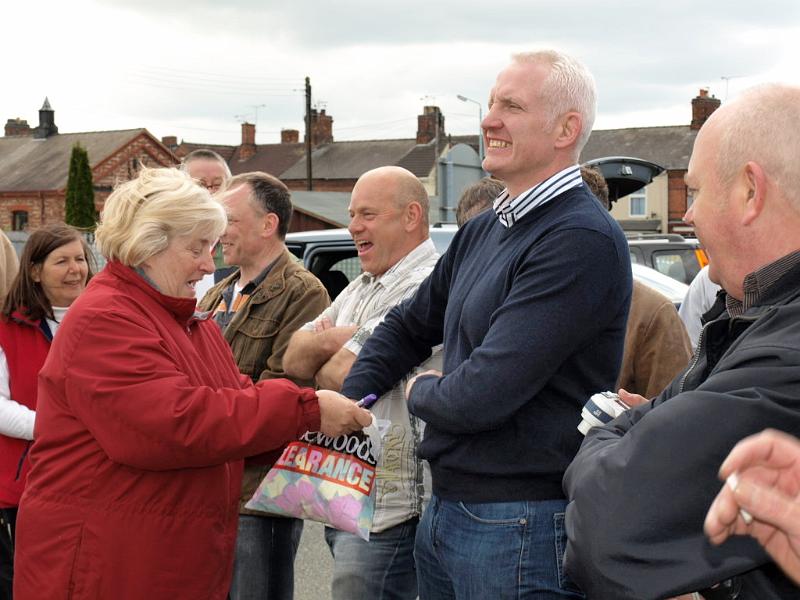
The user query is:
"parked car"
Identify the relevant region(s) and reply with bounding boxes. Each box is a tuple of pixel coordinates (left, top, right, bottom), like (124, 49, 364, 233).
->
(630, 263, 689, 309)
(626, 233, 707, 285)
(585, 157, 708, 286)
(286, 225, 690, 306)
(286, 224, 456, 300)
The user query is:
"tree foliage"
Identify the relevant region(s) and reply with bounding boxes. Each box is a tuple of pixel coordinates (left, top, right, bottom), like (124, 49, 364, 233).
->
(65, 144, 96, 229)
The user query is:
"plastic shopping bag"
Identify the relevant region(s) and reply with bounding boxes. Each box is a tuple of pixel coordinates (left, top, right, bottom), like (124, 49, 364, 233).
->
(246, 416, 384, 540)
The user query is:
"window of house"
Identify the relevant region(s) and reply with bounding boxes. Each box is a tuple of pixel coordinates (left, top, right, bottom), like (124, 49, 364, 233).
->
(629, 191, 647, 217)
(12, 211, 28, 231)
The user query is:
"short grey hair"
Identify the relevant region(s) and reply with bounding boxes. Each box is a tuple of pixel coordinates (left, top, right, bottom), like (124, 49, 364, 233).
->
(513, 49, 597, 156)
(181, 149, 232, 179)
(716, 83, 800, 208)
(96, 167, 226, 266)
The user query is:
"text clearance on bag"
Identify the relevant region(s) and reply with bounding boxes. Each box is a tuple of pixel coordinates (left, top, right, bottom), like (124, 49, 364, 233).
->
(246, 416, 384, 540)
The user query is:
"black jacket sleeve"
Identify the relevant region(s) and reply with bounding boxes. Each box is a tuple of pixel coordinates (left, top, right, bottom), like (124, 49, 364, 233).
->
(562, 340, 800, 599)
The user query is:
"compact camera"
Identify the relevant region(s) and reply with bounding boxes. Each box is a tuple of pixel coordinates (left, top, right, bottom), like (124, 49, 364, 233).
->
(577, 391, 630, 435)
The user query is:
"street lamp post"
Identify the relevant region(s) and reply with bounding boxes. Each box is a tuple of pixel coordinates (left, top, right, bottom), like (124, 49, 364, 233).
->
(457, 94, 484, 165)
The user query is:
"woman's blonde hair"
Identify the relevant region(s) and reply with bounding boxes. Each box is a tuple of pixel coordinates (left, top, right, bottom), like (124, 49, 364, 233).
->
(96, 167, 226, 266)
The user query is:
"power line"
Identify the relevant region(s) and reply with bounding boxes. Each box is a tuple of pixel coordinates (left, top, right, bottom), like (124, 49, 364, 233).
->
(174, 125, 284, 134)
(128, 74, 299, 94)
(136, 64, 301, 83)
(333, 117, 414, 132)
(125, 78, 301, 97)
(131, 69, 302, 90)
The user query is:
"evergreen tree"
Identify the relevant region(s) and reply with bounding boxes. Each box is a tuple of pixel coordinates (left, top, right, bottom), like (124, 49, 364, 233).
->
(65, 144, 96, 229)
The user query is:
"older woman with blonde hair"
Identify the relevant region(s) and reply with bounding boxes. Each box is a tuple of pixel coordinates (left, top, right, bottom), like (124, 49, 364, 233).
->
(13, 168, 370, 600)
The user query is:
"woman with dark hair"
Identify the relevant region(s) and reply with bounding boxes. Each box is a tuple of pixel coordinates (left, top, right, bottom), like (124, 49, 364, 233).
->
(0, 224, 93, 599)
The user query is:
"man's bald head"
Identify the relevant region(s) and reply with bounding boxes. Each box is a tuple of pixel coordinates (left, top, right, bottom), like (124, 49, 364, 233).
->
(684, 83, 800, 298)
(714, 84, 800, 209)
(357, 166, 430, 227)
(348, 166, 430, 276)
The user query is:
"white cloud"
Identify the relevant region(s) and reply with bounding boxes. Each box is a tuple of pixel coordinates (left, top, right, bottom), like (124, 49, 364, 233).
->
(3, 0, 799, 146)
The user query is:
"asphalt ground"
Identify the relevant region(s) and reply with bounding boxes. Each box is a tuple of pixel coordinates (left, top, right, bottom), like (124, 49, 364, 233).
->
(294, 519, 334, 600)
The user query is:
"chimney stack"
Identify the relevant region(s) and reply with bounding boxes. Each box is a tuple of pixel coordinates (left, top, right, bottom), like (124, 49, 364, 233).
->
(304, 109, 333, 146)
(4, 118, 31, 137)
(240, 122, 256, 160)
(33, 97, 58, 139)
(691, 89, 721, 130)
(281, 129, 299, 144)
(416, 106, 445, 145)
(161, 135, 178, 150)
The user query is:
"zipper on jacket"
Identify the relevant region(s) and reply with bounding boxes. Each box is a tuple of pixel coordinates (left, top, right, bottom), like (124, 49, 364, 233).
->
(679, 313, 761, 394)
(679, 324, 707, 394)
(15, 441, 31, 481)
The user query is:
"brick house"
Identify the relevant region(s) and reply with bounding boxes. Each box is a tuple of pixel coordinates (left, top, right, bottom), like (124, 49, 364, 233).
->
(164, 106, 455, 229)
(0, 99, 178, 231)
(279, 106, 447, 195)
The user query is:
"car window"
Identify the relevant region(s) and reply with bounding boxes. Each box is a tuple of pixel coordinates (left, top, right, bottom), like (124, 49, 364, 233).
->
(305, 249, 360, 300)
(329, 256, 362, 282)
(287, 244, 304, 260)
(651, 249, 700, 285)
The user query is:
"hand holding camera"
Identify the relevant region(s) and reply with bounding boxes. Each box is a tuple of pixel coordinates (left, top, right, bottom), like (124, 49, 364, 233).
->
(577, 391, 631, 435)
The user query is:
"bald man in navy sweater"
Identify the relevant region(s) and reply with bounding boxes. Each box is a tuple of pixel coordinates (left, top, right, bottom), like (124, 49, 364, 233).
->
(342, 49, 631, 599)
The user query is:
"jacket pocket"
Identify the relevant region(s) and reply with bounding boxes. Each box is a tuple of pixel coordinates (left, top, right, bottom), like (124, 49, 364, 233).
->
(67, 524, 86, 600)
(15, 441, 32, 481)
(231, 316, 280, 377)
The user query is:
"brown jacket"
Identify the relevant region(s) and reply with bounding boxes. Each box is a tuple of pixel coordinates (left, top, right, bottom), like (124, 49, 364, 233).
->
(616, 281, 693, 398)
(198, 248, 330, 511)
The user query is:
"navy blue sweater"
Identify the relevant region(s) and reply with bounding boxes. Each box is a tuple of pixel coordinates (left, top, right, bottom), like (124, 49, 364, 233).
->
(342, 185, 632, 502)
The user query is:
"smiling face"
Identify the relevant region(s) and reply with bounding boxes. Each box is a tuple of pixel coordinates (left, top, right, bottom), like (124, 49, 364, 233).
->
(348, 173, 417, 277)
(481, 60, 562, 196)
(140, 234, 216, 298)
(219, 183, 268, 269)
(32, 238, 89, 307)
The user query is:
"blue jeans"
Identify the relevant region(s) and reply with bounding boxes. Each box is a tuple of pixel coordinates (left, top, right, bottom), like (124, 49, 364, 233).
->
(414, 496, 584, 599)
(229, 515, 303, 600)
(324, 517, 418, 600)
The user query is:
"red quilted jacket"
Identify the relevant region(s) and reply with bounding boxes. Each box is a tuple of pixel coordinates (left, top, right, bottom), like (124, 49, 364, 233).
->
(14, 261, 320, 600)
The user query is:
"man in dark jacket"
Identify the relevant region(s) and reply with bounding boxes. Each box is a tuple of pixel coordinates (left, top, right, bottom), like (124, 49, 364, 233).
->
(564, 83, 800, 599)
(342, 49, 631, 599)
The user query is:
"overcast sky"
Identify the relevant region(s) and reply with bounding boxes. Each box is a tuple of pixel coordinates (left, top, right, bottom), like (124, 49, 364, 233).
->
(4, 1, 799, 146)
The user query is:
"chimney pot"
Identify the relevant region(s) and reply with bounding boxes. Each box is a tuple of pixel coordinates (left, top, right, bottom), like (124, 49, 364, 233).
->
(239, 122, 257, 160)
(691, 89, 721, 130)
(281, 129, 300, 144)
(304, 110, 333, 146)
(5, 118, 31, 137)
(416, 105, 445, 145)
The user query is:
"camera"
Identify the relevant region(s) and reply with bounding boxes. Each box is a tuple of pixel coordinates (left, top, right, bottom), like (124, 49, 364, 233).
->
(577, 391, 630, 435)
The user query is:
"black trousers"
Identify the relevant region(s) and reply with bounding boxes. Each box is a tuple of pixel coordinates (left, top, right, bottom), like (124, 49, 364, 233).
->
(0, 508, 16, 600)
